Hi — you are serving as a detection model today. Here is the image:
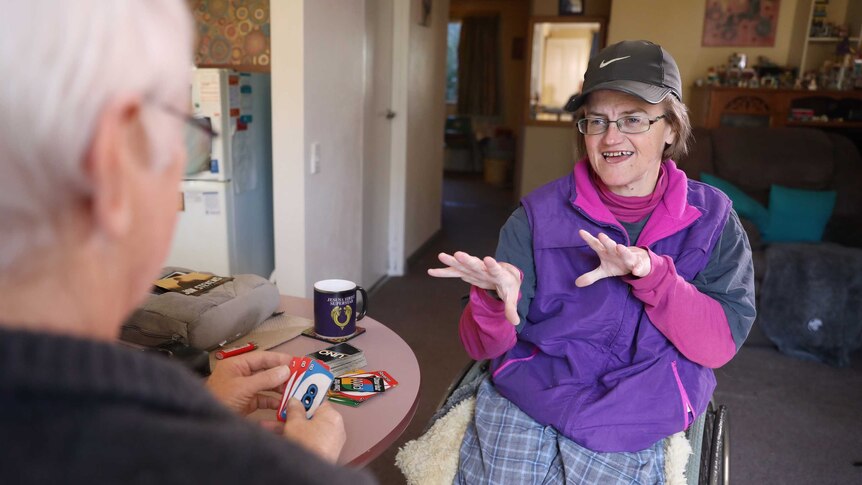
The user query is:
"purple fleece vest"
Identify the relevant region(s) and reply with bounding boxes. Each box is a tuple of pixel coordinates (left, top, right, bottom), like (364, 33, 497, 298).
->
(490, 160, 731, 452)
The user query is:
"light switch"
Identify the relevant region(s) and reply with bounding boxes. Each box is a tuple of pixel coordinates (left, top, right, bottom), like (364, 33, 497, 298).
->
(310, 142, 321, 174)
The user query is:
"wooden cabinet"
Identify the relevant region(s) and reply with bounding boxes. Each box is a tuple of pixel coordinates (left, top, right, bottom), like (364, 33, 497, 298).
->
(688, 86, 862, 129)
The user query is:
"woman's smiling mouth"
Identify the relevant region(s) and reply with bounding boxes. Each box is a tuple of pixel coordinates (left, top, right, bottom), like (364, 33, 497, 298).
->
(602, 150, 634, 162)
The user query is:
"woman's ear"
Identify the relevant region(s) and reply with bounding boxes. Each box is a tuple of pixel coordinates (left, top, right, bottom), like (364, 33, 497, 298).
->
(82, 95, 145, 239)
(664, 125, 677, 147)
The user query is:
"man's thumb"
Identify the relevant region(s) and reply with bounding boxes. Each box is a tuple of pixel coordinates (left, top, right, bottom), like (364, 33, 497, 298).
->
(284, 397, 308, 420)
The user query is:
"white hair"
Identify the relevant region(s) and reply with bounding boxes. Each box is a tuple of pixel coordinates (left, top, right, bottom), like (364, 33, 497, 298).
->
(0, 0, 193, 271)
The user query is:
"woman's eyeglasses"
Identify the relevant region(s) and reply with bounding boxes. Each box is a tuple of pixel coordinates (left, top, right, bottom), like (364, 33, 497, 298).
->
(577, 115, 666, 135)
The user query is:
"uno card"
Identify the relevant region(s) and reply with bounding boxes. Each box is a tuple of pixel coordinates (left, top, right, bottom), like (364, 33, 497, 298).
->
(286, 357, 312, 397)
(331, 375, 386, 393)
(327, 370, 398, 406)
(277, 356, 313, 421)
(326, 395, 362, 407)
(286, 359, 334, 419)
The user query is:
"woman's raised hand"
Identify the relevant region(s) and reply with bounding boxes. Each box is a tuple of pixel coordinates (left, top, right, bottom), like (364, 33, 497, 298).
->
(428, 251, 522, 325)
(575, 230, 651, 287)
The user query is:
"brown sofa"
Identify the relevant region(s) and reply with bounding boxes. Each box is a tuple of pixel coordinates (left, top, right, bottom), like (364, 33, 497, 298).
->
(675, 127, 862, 360)
(677, 127, 862, 287)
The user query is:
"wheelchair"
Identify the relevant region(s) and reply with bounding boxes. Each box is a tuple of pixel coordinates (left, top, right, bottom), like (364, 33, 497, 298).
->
(432, 360, 730, 485)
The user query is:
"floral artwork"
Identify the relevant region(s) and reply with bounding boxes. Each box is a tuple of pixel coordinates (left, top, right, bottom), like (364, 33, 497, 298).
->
(190, 0, 271, 72)
(702, 0, 781, 47)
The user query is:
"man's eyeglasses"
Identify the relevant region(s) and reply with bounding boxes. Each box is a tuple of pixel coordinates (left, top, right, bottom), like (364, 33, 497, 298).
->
(577, 115, 666, 135)
(151, 102, 219, 174)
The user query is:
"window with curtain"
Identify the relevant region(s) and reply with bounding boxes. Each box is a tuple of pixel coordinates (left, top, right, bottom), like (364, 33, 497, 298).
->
(446, 21, 462, 104)
(456, 15, 500, 117)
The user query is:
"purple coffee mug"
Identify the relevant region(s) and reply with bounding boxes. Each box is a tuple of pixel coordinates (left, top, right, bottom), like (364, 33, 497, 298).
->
(313, 279, 368, 338)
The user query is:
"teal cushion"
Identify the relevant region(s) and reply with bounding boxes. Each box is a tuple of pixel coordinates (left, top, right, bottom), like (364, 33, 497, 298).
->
(700, 173, 770, 232)
(763, 185, 836, 243)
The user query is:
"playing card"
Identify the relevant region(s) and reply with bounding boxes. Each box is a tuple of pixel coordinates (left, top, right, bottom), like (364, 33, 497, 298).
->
(277, 356, 313, 422)
(285, 359, 334, 419)
(327, 370, 398, 406)
(285, 357, 313, 399)
(331, 375, 385, 393)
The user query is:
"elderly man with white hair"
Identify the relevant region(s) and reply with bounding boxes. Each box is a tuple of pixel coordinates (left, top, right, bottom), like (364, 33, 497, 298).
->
(0, 1, 376, 483)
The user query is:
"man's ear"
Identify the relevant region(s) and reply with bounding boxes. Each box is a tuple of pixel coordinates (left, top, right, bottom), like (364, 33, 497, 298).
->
(83, 95, 146, 239)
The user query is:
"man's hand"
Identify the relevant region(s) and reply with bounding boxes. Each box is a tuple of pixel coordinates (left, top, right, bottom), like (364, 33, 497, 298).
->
(282, 399, 346, 464)
(428, 251, 522, 325)
(206, 350, 292, 416)
(575, 230, 651, 287)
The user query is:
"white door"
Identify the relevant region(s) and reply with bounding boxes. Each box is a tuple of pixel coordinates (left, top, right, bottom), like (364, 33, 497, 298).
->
(362, 0, 395, 288)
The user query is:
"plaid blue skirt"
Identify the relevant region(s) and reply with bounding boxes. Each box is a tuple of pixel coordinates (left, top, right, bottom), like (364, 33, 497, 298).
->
(455, 378, 666, 485)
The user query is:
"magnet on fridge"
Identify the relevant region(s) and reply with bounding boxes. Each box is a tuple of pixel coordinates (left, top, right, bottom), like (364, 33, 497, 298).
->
(210, 159, 219, 173)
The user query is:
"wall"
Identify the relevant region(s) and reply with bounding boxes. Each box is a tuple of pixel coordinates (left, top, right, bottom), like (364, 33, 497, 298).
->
(519, 0, 813, 197)
(532, 0, 612, 17)
(521, 125, 575, 194)
(607, 0, 806, 97)
(271, 1, 306, 296)
(271, 0, 448, 293)
(404, 0, 450, 258)
(271, 1, 365, 296)
(449, 0, 529, 134)
(518, 0, 611, 196)
(303, 1, 365, 286)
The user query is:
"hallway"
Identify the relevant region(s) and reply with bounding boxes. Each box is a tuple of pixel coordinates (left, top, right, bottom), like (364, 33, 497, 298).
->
(366, 173, 516, 483)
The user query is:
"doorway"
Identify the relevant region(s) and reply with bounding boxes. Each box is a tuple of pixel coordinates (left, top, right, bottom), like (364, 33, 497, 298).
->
(445, 0, 527, 203)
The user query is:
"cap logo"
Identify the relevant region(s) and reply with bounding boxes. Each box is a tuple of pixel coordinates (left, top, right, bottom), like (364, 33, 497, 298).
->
(599, 56, 630, 68)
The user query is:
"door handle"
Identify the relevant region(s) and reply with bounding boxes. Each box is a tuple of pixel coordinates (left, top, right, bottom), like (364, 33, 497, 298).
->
(385, 109, 396, 120)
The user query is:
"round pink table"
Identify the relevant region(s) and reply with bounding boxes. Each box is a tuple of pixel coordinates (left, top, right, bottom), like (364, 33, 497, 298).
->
(268, 295, 420, 467)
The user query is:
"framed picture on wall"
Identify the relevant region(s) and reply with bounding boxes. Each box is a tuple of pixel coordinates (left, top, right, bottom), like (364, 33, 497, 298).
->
(559, 0, 584, 16)
(702, 0, 781, 47)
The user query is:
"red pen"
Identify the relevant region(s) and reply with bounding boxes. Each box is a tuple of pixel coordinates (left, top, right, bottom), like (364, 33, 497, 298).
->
(215, 341, 258, 360)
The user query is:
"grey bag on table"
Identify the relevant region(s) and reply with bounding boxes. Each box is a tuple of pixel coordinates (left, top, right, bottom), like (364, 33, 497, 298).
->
(122, 267, 280, 350)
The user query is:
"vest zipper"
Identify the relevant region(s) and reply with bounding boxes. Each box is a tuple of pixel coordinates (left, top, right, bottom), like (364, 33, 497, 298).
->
(570, 205, 630, 245)
(671, 360, 695, 429)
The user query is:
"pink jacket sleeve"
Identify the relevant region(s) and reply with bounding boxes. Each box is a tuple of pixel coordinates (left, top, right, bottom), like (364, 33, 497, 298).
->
(624, 250, 736, 368)
(458, 285, 518, 360)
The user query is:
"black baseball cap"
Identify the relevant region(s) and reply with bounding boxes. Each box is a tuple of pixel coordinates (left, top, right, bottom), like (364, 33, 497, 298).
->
(563, 40, 682, 113)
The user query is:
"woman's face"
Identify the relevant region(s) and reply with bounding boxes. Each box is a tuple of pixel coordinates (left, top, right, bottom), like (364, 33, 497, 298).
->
(583, 90, 676, 196)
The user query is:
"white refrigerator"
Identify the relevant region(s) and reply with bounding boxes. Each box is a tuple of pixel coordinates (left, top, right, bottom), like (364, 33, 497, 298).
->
(165, 68, 275, 278)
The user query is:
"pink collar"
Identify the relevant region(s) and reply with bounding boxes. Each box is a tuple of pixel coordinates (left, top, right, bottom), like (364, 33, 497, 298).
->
(593, 165, 668, 223)
(572, 159, 702, 246)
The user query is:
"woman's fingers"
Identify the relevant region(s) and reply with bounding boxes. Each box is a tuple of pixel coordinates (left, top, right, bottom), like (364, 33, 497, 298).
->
(575, 267, 603, 287)
(427, 267, 467, 278)
(618, 245, 651, 277)
(503, 293, 521, 325)
(597, 232, 618, 253)
(453, 251, 487, 273)
(578, 230, 605, 253)
(428, 251, 503, 289)
(429, 252, 478, 278)
(615, 244, 638, 268)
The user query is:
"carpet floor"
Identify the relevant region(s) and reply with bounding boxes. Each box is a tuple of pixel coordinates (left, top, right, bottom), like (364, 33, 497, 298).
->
(364, 173, 862, 484)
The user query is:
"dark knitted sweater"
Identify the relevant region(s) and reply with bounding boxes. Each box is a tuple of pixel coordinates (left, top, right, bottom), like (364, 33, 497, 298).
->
(0, 327, 377, 484)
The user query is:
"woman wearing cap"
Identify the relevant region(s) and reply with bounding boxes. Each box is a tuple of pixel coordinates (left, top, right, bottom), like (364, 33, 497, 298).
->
(429, 40, 755, 483)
